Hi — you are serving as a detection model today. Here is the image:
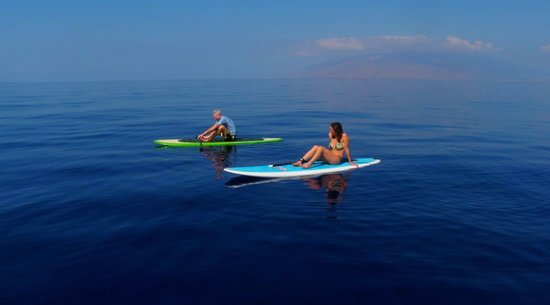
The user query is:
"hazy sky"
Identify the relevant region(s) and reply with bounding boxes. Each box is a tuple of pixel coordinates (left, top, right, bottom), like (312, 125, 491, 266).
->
(2, 0, 550, 81)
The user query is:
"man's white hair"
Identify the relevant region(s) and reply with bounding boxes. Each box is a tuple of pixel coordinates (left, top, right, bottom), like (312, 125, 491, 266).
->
(212, 109, 222, 115)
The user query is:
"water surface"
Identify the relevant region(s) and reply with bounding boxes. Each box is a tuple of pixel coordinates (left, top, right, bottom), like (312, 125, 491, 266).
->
(1, 79, 549, 304)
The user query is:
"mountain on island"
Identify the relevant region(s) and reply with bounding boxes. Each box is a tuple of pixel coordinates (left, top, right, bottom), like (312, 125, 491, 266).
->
(290, 52, 549, 81)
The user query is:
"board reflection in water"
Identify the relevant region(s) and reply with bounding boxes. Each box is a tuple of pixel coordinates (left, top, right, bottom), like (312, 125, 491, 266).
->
(225, 171, 350, 206)
(200, 146, 236, 179)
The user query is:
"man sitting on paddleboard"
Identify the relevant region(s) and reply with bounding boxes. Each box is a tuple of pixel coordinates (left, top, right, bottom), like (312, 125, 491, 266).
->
(197, 109, 237, 142)
(292, 122, 357, 169)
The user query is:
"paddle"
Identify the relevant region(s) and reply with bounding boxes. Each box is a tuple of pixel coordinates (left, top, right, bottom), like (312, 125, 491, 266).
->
(269, 161, 296, 167)
(269, 158, 356, 167)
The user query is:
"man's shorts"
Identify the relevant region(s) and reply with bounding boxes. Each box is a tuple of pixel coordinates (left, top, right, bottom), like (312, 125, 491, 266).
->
(224, 133, 236, 141)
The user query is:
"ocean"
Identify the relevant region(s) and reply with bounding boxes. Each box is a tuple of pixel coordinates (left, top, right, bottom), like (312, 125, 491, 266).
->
(1, 79, 549, 304)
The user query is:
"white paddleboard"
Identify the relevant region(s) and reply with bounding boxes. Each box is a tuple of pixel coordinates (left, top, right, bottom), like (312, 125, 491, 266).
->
(224, 158, 380, 178)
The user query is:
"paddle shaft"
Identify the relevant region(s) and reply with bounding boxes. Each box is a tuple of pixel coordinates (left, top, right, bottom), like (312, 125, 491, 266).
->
(270, 158, 356, 167)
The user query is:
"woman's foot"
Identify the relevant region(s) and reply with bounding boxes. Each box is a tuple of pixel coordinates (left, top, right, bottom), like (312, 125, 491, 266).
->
(301, 162, 312, 169)
(292, 158, 307, 167)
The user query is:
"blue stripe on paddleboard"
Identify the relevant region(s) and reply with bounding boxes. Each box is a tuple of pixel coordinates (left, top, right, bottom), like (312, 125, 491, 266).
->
(227, 158, 377, 173)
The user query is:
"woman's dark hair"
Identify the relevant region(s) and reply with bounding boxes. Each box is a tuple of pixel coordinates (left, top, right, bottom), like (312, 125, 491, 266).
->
(331, 122, 343, 141)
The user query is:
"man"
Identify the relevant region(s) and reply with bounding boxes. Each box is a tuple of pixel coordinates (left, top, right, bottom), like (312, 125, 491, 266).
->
(197, 109, 237, 142)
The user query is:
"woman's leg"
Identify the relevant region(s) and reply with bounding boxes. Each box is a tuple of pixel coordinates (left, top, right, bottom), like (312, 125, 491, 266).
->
(302, 146, 340, 168)
(293, 145, 320, 166)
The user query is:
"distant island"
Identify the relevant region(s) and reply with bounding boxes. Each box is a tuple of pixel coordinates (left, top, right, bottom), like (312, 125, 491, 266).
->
(289, 52, 550, 81)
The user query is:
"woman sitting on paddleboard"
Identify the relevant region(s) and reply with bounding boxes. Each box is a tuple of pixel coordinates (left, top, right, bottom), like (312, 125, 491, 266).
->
(292, 122, 357, 169)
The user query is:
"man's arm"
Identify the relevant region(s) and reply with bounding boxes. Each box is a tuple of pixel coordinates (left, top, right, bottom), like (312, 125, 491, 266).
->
(198, 123, 218, 139)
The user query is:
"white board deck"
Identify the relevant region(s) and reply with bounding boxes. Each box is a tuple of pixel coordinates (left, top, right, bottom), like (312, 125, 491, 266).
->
(224, 158, 380, 178)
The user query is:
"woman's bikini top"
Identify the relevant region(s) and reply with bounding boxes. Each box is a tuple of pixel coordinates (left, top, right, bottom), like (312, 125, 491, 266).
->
(329, 142, 344, 151)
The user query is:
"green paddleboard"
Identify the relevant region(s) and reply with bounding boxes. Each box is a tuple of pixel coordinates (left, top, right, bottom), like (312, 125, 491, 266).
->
(154, 137, 282, 147)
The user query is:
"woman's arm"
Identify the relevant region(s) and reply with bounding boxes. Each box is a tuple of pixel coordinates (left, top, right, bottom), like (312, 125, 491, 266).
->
(343, 134, 357, 166)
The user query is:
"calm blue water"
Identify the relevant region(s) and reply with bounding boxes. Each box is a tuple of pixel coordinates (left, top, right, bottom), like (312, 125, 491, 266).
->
(1, 79, 550, 304)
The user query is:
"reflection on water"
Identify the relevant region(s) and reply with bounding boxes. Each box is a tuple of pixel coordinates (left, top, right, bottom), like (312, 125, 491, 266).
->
(225, 171, 350, 206)
(225, 175, 283, 188)
(200, 146, 236, 178)
(303, 173, 349, 205)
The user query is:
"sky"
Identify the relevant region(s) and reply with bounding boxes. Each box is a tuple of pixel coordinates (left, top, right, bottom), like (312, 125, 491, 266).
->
(1, 0, 550, 82)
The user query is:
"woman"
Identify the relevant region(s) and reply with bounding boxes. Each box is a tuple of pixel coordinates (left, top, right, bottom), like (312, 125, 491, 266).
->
(292, 122, 357, 169)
